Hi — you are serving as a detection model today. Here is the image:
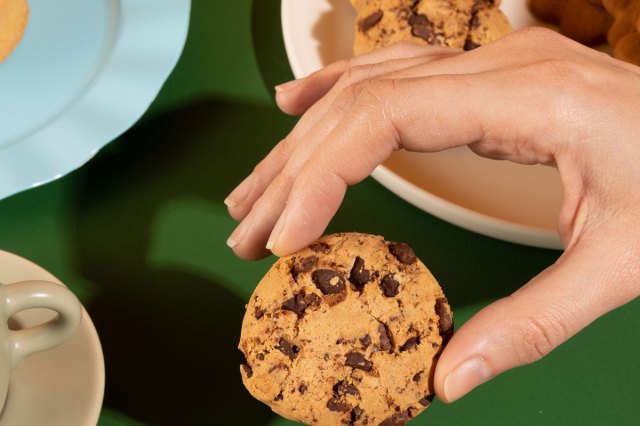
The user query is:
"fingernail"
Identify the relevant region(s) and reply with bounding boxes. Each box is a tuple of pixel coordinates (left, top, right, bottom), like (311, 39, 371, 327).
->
(443, 357, 493, 402)
(226, 235, 239, 248)
(266, 223, 281, 251)
(265, 238, 276, 251)
(275, 79, 302, 93)
(227, 222, 248, 249)
(225, 174, 255, 209)
(266, 209, 289, 251)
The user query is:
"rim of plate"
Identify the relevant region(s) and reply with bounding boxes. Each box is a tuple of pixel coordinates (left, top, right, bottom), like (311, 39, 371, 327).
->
(0, 0, 191, 201)
(280, 0, 562, 250)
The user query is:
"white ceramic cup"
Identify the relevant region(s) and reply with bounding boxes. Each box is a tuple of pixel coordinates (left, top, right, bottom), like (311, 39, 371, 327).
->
(0, 280, 82, 412)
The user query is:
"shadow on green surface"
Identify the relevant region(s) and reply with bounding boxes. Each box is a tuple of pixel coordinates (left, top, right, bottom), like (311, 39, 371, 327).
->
(251, 0, 295, 92)
(71, 99, 295, 425)
(70, 95, 560, 426)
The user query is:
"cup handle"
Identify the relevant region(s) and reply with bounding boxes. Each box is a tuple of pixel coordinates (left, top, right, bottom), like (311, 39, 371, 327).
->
(3, 281, 83, 371)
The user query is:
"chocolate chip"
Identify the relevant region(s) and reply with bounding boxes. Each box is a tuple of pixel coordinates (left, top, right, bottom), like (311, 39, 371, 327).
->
(276, 338, 299, 360)
(358, 9, 383, 32)
(389, 242, 417, 265)
(254, 307, 265, 319)
(471, 13, 481, 28)
(304, 293, 321, 307)
(378, 323, 393, 352)
(290, 257, 300, 280)
(396, 7, 411, 19)
(241, 364, 253, 378)
(408, 406, 421, 419)
(349, 257, 371, 288)
(297, 256, 318, 273)
(379, 410, 410, 426)
(408, 14, 436, 44)
(327, 397, 349, 412)
(379, 274, 400, 297)
(282, 294, 306, 316)
(345, 352, 372, 371)
(312, 269, 346, 295)
(351, 406, 364, 423)
(400, 336, 420, 352)
(360, 335, 371, 349)
(257, 353, 265, 361)
(282, 292, 320, 317)
(412, 372, 422, 382)
(419, 394, 434, 407)
(463, 39, 481, 51)
(274, 392, 284, 401)
(435, 297, 453, 335)
(299, 384, 307, 394)
(335, 381, 360, 396)
(324, 290, 347, 306)
(291, 255, 319, 280)
(309, 242, 330, 253)
(471, 0, 485, 14)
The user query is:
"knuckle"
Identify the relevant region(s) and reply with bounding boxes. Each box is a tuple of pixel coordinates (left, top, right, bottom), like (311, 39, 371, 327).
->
(342, 56, 356, 69)
(352, 79, 402, 150)
(252, 159, 270, 178)
(349, 80, 390, 123)
(524, 58, 602, 125)
(507, 26, 562, 45)
(352, 78, 393, 105)
(540, 58, 590, 85)
(333, 78, 392, 114)
(534, 56, 611, 91)
(513, 311, 568, 365)
(332, 83, 359, 115)
(337, 63, 376, 89)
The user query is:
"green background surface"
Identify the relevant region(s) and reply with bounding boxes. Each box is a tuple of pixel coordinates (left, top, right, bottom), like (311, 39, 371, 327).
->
(1, 1, 639, 425)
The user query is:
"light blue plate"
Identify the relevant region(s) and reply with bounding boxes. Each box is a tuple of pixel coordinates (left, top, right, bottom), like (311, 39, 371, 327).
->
(0, 0, 190, 200)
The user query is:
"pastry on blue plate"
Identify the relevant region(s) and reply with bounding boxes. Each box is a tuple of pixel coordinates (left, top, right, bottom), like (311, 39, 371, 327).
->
(0, 0, 29, 62)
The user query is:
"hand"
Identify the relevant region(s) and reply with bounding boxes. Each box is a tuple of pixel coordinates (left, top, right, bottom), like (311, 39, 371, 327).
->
(224, 28, 640, 403)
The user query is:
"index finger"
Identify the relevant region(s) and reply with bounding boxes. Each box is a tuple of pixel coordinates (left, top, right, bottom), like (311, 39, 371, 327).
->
(266, 69, 565, 255)
(275, 42, 459, 116)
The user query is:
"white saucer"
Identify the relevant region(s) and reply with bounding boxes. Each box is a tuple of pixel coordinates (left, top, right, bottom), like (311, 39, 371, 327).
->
(0, 251, 104, 426)
(281, 0, 566, 249)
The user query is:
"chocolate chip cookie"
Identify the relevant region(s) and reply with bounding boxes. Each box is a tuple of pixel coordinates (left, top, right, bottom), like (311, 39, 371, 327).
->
(351, 0, 513, 55)
(239, 233, 453, 425)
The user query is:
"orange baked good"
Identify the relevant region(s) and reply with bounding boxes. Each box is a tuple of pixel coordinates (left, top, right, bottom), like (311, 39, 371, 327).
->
(603, 0, 640, 65)
(0, 0, 30, 63)
(527, 0, 613, 46)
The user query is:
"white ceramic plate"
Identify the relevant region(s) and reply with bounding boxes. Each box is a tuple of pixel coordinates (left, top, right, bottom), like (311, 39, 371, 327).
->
(0, 251, 104, 426)
(281, 0, 564, 249)
(0, 0, 190, 201)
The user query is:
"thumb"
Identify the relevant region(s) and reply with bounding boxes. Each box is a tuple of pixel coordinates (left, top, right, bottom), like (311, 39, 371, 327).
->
(434, 230, 640, 403)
